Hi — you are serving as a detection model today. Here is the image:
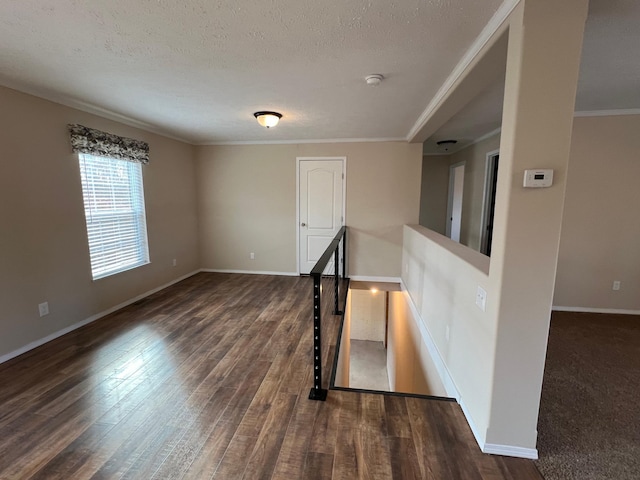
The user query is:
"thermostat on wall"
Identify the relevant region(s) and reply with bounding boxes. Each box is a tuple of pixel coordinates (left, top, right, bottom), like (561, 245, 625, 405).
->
(523, 169, 553, 188)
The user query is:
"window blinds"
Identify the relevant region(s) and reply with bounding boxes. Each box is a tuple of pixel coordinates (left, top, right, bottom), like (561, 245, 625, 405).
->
(78, 153, 149, 280)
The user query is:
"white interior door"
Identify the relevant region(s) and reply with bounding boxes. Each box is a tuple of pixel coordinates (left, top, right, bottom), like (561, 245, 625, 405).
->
(298, 159, 345, 274)
(446, 163, 465, 242)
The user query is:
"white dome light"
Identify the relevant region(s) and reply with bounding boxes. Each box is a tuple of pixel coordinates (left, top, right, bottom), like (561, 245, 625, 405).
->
(254, 111, 282, 128)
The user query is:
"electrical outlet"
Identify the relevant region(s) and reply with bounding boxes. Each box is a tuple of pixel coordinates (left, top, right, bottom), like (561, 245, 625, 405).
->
(250, 252, 255, 260)
(38, 302, 49, 317)
(612, 280, 621, 291)
(172, 258, 177, 267)
(445, 325, 450, 341)
(476, 286, 487, 312)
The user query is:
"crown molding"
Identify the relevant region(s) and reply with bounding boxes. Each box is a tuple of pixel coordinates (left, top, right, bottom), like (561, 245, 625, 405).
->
(0, 79, 193, 144)
(199, 137, 406, 146)
(574, 108, 640, 118)
(406, 0, 519, 142)
(472, 127, 502, 145)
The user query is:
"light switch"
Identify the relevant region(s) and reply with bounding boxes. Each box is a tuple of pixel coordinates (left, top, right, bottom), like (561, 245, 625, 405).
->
(476, 286, 487, 312)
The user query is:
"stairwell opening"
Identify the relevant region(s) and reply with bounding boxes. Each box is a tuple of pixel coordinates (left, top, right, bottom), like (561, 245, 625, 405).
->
(332, 281, 451, 399)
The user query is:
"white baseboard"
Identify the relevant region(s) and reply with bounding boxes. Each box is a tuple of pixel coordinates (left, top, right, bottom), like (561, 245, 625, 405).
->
(553, 305, 640, 315)
(458, 400, 487, 454)
(350, 275, 401, 283)
(400, 281, 460, 400)
(482, 443, 538, 460)
(201, 269, 299, 277)
(0, 270, 201, 365)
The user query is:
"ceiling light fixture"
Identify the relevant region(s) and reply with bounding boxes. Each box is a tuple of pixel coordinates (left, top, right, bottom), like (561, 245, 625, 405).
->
(436, 139, 458, 152)
(365, 74, 384, 86)
(254, 111, 282, 128)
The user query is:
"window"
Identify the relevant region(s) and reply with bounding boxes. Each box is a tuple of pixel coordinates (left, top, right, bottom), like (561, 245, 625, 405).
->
(78, 153, 150, 279)
(68, 124, 150, 280)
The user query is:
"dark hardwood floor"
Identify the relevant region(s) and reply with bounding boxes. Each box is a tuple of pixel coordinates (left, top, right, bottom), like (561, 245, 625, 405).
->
(0, 273, 542, 479)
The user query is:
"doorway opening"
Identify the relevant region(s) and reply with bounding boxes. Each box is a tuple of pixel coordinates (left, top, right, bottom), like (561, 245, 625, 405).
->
(446, 162, 465, 242)
(480, 151, 499, 256)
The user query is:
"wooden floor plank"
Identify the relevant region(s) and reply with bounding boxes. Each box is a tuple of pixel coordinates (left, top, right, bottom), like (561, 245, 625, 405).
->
(149, 386, 236, 480)
(388, 436, 423, 480)
(0, 272, 542, 480)
(270, 396, 320, 478)
(241, 392, 298, 479)
(211, 434, 256, 480)
(384, 395, 413, 439)
(302, 452, 334, 480)
(177, 416, 239, 479)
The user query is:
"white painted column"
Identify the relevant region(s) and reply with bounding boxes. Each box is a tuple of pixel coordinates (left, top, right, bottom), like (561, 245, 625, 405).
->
(485, 0, 588, 453)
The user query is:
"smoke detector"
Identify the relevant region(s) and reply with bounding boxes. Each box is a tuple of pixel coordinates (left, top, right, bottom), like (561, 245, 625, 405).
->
(365, 74, 384, 86)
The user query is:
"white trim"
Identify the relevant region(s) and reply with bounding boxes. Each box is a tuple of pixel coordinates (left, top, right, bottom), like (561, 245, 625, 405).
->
(199, 137, 405, 146)
(400, 282, 460, 400)
(0, 270, 201, 365)
(400, 279, 537, 459)
(553, 305, 640, 315)
(472, 127, 502, 146)
(296, 156, 348, 162)
(406, 1, 518, 142)
(201, 269, 299, 276)
(350, 275, 402, 283)
(574, 108, 640, 118)
(0, 80, 191, 144)
(458, 401, 487, 454)
(296, 157, 347, 275)
(482, 444, 539, 460)
(296, 159, 301, 275)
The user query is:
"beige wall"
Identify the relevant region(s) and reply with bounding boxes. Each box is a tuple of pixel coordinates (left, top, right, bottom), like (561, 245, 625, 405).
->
(449, 134, 501, 251)
(196, 142, 422, 278)
(422, 117, 640, 313)
(554, 115, 640, 311)
(387, 289, 446, 397)
(403, 225, 494, 429)
(334, 289, 352, 387)
(418, 133, 501, 250)
(0, 86, 199, 359)
(419, 155, 449, 234)
(195, 144, 296, 273)
(349, 290, 385, 342)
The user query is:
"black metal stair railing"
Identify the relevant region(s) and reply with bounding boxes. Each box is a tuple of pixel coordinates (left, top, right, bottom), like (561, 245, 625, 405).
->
(308, 226, 347, 402)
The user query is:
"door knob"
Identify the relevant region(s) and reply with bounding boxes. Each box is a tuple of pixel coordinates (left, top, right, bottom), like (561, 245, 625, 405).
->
(301, 222, 306, 227)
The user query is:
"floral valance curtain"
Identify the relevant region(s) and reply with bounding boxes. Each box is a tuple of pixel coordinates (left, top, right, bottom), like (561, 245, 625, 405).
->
(68, 124, 149, 165)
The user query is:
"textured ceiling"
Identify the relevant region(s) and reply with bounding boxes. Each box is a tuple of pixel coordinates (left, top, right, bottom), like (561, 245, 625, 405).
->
(422, 79, 505, 155)
(0, 1, 637, 145)
(0, 0, 505, 143)
(422, 0, 640, 154)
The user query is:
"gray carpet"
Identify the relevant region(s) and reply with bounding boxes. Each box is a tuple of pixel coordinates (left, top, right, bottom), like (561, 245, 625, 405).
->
(535, 312, 640, 479)
(349, 339, 391, 391)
